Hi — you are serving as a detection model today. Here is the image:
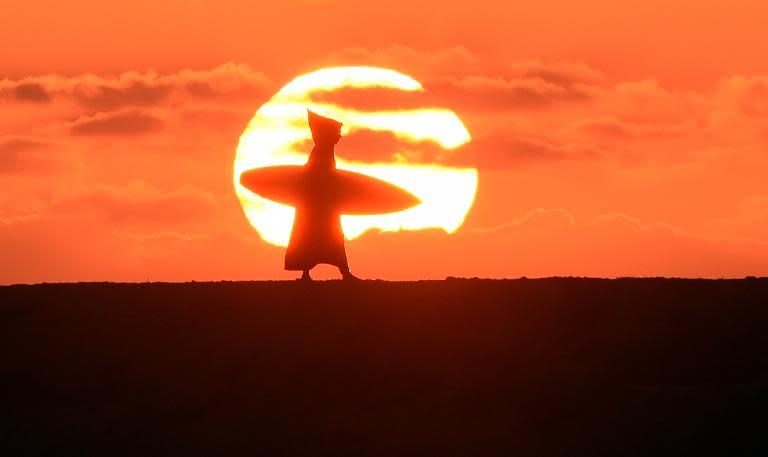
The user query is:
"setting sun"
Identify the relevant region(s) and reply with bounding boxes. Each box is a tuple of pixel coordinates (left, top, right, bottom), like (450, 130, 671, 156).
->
(233, 66, 477, 247)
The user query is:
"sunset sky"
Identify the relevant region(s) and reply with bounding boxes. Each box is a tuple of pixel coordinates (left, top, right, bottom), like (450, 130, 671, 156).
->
(2, 0, 768, 283)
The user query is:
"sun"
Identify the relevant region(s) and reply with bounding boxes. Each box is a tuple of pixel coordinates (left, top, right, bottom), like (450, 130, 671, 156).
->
(234, 66, 478, 246)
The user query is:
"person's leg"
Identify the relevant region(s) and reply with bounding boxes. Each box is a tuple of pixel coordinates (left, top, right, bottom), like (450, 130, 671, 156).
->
(339, 265, 358, 280)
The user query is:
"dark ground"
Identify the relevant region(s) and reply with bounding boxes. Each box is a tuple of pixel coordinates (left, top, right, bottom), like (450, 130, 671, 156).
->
(1, 278, 767, 456)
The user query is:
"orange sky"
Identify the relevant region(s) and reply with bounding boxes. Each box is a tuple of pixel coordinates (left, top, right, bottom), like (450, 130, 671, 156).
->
(2, 0, 768, 282)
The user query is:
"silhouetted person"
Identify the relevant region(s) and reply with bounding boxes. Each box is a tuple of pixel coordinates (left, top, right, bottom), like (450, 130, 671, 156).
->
(284, 110, 357, 281)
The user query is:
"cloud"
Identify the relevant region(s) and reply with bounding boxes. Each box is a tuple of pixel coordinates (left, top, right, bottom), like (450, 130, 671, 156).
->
(176, 63, 273, 101)
(69, 110, 165, 136)
(425, 75, 594, 112)
(298, 120, 603, 168)
(50, 179, 220, 225)
(597, 78, 710, 125)
(309, 74, 594, 113)
(0, 63, 273, 110)
(1, 60, 768, 284)
(320, 47, 605, 86)
(333, 130, 447, 163)
(706, 194, 768, 242)
(3, 190, 768, 282)
(572, 116, 698, 140)
(717, 76, 768, 118)
(10, 82, 52, 103)
(733, 195, 768, 240)
(315, 47, 606, 112)
(506, 60, 606, 86)
(442, 132, 604, 169)
(74, 80, 172, 110)
(0, 135, 55, 174)
(348, 208, 768, 279)
(0, 135, 47, 155)
(0, 212, 285, 284)
(309, 86, 436, 112)
(0, 175, 285, 284)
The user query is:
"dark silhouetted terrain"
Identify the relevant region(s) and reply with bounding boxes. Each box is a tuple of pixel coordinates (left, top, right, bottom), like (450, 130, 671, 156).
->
(2, 278, 767, 456)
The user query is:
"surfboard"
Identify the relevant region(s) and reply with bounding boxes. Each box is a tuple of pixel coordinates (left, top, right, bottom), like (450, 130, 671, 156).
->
(239, 166, 422, 215)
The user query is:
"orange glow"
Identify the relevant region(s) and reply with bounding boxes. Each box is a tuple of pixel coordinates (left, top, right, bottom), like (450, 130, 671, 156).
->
(233, 66, 477, 247)
(5, 1, 768, 283)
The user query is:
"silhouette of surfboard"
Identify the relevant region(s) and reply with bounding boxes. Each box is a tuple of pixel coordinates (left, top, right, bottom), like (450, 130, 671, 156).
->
(240, 166, 421, 215)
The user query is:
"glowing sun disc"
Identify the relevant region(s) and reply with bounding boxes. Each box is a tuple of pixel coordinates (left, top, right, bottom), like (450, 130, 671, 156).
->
(234, 66, 478, 247)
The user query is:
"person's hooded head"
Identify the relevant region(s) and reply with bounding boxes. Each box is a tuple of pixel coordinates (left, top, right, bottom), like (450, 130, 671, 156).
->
(308, 109, 342, 146)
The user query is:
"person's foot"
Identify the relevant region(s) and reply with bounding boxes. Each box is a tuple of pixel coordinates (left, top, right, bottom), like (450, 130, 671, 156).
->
(342, 271, 359, 281)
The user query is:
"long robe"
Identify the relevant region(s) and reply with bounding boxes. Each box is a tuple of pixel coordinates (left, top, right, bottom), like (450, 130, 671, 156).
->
(284, 144, 348, 271)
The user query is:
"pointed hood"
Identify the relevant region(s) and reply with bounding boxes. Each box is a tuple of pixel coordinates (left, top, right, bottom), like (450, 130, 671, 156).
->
(307, 109, 342, 145)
